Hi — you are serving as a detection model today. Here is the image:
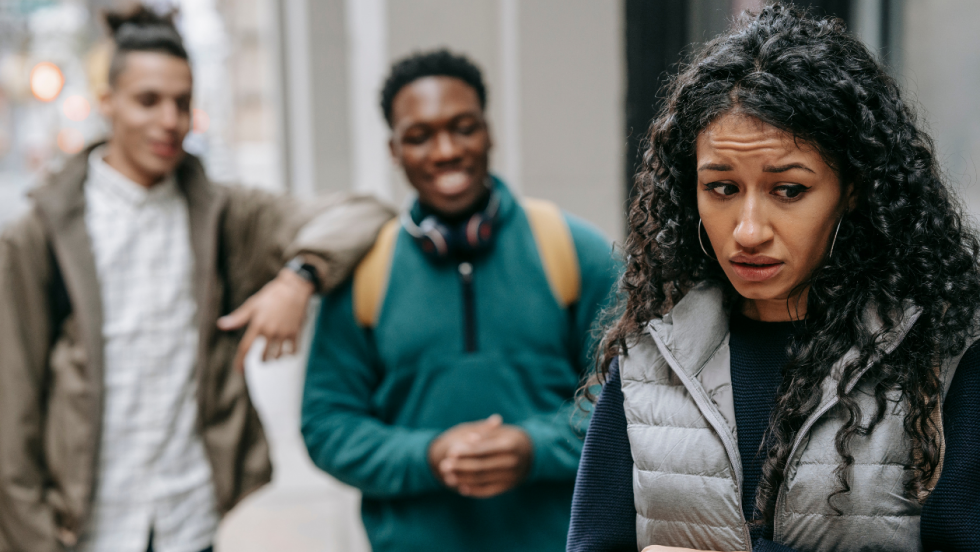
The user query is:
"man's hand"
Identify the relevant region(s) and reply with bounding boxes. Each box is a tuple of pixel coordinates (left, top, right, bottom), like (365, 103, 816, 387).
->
(428, 414, 533, 499)
(217, 267, 316, 371)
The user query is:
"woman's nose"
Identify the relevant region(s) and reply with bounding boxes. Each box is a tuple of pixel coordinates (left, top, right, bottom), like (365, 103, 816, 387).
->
(732, 200, 774, 249)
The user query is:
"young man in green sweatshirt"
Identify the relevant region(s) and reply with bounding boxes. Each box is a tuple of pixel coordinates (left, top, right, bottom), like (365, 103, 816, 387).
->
(301, 50, 620, 552)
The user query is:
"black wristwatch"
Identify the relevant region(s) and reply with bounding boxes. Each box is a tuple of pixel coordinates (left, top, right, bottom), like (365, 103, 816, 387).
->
(286, 256, 320, 292)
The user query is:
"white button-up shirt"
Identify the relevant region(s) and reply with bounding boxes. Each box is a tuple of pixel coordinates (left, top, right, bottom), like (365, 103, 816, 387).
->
(77, 147, 218, 552)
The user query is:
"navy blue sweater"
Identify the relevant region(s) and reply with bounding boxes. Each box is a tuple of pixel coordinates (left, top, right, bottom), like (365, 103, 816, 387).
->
(567, 313, 980, 552)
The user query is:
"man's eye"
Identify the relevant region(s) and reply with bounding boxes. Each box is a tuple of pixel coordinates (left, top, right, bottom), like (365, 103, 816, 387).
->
(706, 183, 738, 197)
(137, 94, 158, 107)
(773, 184, 810, 199)
(403, 132, 428, 145)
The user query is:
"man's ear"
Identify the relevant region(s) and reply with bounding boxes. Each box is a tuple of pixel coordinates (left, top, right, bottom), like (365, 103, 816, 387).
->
(98, 87, 114, 120)
(388, 137, 400, 166)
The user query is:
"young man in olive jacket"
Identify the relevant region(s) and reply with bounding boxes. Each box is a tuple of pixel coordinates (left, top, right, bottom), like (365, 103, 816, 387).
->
(0, 8, 392, 552)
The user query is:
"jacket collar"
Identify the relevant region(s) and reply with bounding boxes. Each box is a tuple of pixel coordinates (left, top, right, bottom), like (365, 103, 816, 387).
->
(648, 281, 731, 378)
(648, 280, 923, 381)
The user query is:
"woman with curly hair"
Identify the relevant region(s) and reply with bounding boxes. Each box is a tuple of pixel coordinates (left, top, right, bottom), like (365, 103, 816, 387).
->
(566, 4, 980, 552)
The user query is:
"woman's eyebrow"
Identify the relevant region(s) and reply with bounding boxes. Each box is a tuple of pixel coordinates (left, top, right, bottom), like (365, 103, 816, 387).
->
(697, 163, 732, 172)
(763, 163, 815, 174)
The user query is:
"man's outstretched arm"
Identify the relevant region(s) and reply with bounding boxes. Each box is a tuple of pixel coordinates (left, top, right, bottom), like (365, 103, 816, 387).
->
(217, 189, 395, 371)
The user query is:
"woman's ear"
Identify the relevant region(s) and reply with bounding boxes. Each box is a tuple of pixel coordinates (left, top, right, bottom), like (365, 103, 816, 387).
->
(845, 182, 858, 212)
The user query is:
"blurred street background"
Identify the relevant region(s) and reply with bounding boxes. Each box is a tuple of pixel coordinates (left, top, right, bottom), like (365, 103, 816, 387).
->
(0, 0, 978, 550)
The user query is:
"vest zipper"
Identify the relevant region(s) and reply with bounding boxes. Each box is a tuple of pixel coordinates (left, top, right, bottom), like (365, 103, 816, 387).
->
(458, 262, 477, 352)
(647, 328, 753, 548)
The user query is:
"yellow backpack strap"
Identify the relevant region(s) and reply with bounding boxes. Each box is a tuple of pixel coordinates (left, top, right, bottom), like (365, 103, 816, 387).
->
(352, 219, 400, 328)
(523, 198, 581, 308)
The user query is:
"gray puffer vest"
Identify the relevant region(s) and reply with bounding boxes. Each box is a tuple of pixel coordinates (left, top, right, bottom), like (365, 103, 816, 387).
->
(622, 282, 971, 552)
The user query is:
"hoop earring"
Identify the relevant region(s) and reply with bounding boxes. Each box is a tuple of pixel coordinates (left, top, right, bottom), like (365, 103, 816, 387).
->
(698, 218, 716, 260)
(828, 218, 843, 258)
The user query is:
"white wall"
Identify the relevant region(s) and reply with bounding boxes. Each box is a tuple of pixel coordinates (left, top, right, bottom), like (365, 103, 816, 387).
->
(288, 0, 625, 238)
(902, 0, 980, 217)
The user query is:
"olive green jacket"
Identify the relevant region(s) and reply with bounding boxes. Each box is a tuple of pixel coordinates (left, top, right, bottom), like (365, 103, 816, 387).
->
(0, 145, 394, 551)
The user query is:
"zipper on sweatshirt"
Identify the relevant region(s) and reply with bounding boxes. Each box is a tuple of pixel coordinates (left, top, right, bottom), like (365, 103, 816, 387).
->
(458, 261, 477, 352)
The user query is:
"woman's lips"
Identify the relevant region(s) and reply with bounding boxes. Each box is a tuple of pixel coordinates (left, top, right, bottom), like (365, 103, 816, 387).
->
(729, 259, 783, 282)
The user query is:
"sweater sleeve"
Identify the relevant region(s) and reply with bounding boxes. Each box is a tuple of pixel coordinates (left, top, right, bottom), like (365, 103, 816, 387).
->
(920, 340, 980, 552)
(518, 213, 622, 483)
(567, 358, 637, 552)
(301, 281, 443, 498)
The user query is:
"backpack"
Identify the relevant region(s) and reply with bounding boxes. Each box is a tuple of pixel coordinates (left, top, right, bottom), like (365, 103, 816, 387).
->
(352, 198, 580, 328)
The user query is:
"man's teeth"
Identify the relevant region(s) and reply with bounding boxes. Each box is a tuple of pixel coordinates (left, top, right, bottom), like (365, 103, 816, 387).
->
(435, 173, 468, 190)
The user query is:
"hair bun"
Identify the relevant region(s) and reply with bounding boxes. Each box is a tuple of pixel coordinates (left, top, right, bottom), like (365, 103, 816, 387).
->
(104, 5, 177, 39)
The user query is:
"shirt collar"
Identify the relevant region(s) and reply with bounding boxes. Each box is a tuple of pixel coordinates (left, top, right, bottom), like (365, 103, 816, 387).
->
(87, 145, 178, 206)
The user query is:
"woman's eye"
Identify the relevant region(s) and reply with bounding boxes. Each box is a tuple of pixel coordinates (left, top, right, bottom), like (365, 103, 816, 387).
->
(773, 184, 810, 199)
(706, 183, 739, 197)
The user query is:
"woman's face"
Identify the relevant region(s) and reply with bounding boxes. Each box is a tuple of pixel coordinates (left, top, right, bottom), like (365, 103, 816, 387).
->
(696, 112, 851, 321)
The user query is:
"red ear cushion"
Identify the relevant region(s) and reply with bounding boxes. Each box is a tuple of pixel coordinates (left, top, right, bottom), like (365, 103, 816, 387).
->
(479, 222, 492, 241)
(466, 215, 481, 247)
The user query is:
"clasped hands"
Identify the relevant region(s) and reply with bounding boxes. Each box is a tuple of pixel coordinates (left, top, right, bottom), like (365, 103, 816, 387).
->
(428, 414, 533, 498)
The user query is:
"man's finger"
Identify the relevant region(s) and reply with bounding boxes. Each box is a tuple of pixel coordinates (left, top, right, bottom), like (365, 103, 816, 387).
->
(233, 325, 261, 372)
(440, 453, 519, 475)
(263, 338, 282, 362)
(217, 299, 254, 331)
(447, 434, 516, 459)
(448, 466, 519, 488)
(479, 413, 503, 430)
(281, 338, 296, 356)
(458, 480, 513, 498)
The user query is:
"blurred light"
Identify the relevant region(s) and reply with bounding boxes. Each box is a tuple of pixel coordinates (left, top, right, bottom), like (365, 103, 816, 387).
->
(57, 128, 84, 154)
(62, 95, 90, 122)
(192, 108, 210, 133)
(30, 62, 64, 102)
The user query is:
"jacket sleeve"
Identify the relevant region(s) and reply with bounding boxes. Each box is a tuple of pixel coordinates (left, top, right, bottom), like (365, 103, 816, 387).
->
(223, 187, 395, 294)
(0, 212, 63, 552)
(518, 213, 622, 483)
(301, 281, 443, 498)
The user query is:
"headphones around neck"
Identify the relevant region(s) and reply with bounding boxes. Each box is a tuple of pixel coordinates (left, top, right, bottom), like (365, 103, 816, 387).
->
(401, 188, 500, 261)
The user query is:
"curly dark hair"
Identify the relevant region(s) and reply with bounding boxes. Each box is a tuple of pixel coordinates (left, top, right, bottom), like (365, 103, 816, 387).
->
(602, 3, 980, 525)
(105, 5, 187, 86)
(380, 49, 487, 127)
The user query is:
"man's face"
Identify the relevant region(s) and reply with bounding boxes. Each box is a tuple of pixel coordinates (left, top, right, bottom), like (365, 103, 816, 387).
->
(99, 51, 192, 185)
(389, 76, 491, 216)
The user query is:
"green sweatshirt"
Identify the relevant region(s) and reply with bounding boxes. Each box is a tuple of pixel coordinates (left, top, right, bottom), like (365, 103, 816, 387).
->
(302, 180, 619, 552)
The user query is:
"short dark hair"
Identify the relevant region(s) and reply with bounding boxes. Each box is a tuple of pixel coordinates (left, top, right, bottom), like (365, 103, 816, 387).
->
(104, 5, 188, 86)
(380, 49, 486, 127)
